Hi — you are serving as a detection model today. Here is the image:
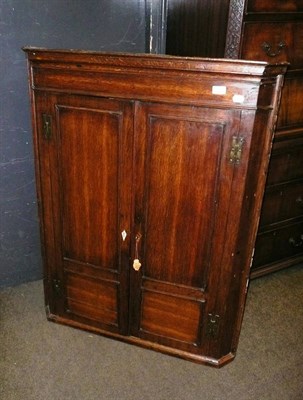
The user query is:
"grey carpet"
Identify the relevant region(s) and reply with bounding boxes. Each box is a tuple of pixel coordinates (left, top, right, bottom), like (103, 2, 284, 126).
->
(1, 265, 302, 400)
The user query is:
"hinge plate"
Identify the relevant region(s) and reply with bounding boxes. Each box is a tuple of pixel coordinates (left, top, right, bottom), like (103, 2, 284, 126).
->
(206, 313, 220, 338)
(229, 136, 244, 164)
(42, 114, 52, 140)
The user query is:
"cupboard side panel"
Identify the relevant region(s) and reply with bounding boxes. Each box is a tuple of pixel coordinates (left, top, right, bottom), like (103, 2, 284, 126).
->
(33, 93, 60, 314)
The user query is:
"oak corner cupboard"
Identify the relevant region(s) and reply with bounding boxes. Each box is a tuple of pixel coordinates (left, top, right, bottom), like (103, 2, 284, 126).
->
(23, 47, 286, 367)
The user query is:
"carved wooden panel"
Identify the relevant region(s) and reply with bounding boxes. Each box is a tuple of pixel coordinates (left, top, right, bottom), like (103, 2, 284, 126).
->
(224, 0, 245, 58)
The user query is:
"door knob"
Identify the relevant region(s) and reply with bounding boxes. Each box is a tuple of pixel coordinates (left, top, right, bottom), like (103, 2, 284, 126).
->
(133, 258, 142, 271)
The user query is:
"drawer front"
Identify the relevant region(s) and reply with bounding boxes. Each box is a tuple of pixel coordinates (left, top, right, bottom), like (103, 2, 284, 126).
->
(246, 0, 303, 13)
(266, 139, 303, 185)
(253, 221, 303, 267)
(277, 75, 303, 129)
(241, 22, 303, 68)
(259, 181, 303, 226)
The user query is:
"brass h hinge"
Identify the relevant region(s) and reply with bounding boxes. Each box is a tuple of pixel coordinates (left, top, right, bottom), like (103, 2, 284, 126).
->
(229, 136, 244, 165)
(206, 313, 220, 338)
(42, 114, 52, 140)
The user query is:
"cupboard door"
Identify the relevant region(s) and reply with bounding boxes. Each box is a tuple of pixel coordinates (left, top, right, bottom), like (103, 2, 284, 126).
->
(129, 102, 245, 358)
(35, 93, 134, 335)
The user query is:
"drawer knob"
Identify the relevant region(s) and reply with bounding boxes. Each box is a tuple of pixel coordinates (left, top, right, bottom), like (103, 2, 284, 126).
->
(261, 41, 286, 58)
(289, 234, 303, 248)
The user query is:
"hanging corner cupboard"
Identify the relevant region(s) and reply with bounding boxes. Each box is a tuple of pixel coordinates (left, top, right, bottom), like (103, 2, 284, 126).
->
(23, 47, 286, 366)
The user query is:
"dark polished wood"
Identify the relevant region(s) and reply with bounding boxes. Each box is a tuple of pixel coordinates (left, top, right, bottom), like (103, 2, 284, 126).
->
(246, 0, 303, 13)
(240, 22, 303, 69)
(224, 1, 303, 277)
(24, 47, 286, 366)
(166, 0, 230, 57)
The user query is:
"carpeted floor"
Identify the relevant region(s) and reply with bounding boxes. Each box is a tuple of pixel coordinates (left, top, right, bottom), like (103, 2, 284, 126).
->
(0, 265, 302, 400)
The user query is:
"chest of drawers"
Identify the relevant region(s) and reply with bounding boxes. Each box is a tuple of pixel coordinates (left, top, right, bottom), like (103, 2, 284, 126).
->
(225, 0, 303, 277)
(165, 0, 303, 277)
